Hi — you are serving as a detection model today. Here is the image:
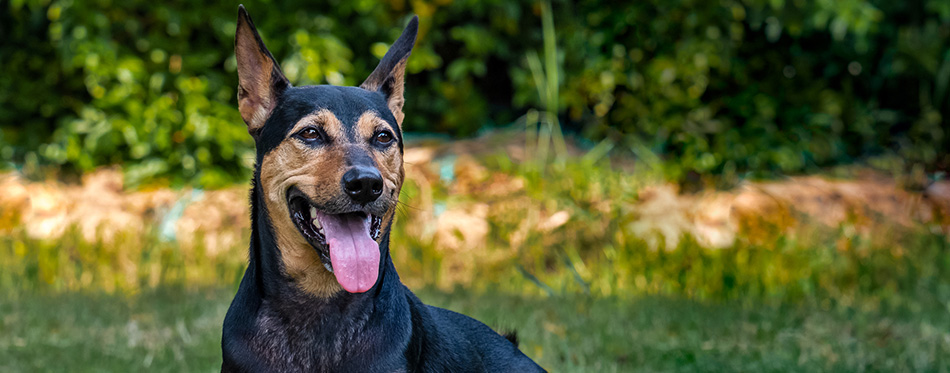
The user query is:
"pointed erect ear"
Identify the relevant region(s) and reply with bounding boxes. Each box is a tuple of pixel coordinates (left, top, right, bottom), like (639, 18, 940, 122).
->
(360, 16, 418, 127)
(235, 5, 290, 136)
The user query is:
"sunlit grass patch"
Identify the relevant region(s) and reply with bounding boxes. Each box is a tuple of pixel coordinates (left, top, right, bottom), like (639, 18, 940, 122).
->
(0, 227, 246, 294)
(2, 145, 949, 306)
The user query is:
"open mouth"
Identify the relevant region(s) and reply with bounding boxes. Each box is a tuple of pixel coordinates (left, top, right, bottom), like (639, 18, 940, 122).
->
(287, 188, 383, 293)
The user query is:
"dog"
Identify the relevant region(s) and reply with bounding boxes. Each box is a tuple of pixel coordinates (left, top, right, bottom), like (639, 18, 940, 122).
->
(220, 6, 546, 372)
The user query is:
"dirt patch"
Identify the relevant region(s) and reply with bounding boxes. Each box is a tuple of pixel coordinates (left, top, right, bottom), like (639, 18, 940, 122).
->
(629, 176, 950, 250)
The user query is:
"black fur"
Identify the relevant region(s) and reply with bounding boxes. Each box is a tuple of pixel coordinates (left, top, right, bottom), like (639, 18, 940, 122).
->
(221, 6, 545, 372)
(502, 331, 519, 347)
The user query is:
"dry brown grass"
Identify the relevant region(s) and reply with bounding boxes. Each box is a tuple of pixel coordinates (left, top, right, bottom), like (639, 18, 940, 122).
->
(2, 135, 948, 294)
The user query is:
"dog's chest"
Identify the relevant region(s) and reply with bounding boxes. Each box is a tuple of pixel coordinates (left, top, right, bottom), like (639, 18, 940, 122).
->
(247, 301, 401, 372)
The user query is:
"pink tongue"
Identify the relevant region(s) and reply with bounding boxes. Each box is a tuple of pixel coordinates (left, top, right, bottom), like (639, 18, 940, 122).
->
(319, 213, 380, 293)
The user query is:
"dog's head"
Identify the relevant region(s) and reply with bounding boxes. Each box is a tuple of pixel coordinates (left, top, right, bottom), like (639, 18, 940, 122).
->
(234, 6, 416, 296)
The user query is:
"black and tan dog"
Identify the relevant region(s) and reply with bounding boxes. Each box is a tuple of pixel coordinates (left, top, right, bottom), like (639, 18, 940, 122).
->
(221, 6, 545, 372)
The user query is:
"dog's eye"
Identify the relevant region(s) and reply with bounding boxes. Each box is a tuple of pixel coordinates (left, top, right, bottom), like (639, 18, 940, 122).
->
(296, 127, 323, 142)
(375, 131, 394, 145)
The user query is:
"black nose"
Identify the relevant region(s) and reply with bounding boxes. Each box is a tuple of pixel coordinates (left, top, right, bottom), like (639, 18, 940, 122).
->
(342, 166, 383, 204)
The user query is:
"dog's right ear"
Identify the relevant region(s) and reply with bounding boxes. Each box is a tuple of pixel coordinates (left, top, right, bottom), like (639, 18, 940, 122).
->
(235, 5, 290, 137)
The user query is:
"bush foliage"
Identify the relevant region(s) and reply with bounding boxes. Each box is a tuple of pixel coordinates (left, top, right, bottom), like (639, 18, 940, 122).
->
(1, 0, 948, 186)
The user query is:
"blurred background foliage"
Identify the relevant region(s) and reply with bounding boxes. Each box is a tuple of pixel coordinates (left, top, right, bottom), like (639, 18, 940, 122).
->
(3, 1, 950, 370)
(1, 0, 947, 188)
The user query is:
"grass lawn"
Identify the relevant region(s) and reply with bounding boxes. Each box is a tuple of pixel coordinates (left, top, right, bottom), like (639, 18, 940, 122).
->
(4, 136, 950, 371)
(1, 286, 948, 372)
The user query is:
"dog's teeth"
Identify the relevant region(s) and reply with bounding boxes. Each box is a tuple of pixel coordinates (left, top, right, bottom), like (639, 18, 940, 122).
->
(309, 206, 317, 219)
(313, 218, 322, 230)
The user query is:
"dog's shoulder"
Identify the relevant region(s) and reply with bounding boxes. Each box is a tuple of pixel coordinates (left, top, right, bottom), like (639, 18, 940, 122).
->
(221, 271, 270, 372)
(427, 306, 546, 372)
(404, 290, 546, 373)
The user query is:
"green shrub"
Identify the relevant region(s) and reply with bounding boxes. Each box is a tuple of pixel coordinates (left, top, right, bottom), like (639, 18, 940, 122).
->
(1, 0, 947, 186)
(548, 0, 949, 181)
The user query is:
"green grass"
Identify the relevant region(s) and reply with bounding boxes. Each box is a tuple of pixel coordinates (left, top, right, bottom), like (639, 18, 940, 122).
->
(2, 286, 949, 372)
(3, 142, 950, 371)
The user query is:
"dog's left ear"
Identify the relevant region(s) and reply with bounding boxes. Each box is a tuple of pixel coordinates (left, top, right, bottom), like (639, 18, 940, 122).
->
(360, 16, 419, 127)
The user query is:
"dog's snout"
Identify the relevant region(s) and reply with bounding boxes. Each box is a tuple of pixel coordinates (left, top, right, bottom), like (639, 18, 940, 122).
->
(342, 166, 383, 204)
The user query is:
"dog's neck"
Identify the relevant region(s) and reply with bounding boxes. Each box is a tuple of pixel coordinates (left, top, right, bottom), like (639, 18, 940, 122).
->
(238, 182, 413, 369)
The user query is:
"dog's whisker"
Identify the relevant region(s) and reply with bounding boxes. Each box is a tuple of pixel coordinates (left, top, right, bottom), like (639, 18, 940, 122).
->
(395, 199, 421, 212)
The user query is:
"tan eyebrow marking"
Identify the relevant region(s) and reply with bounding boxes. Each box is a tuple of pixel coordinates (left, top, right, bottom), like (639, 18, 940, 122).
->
(355, 111, 392, 140)
(290, 109, 344, 140)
